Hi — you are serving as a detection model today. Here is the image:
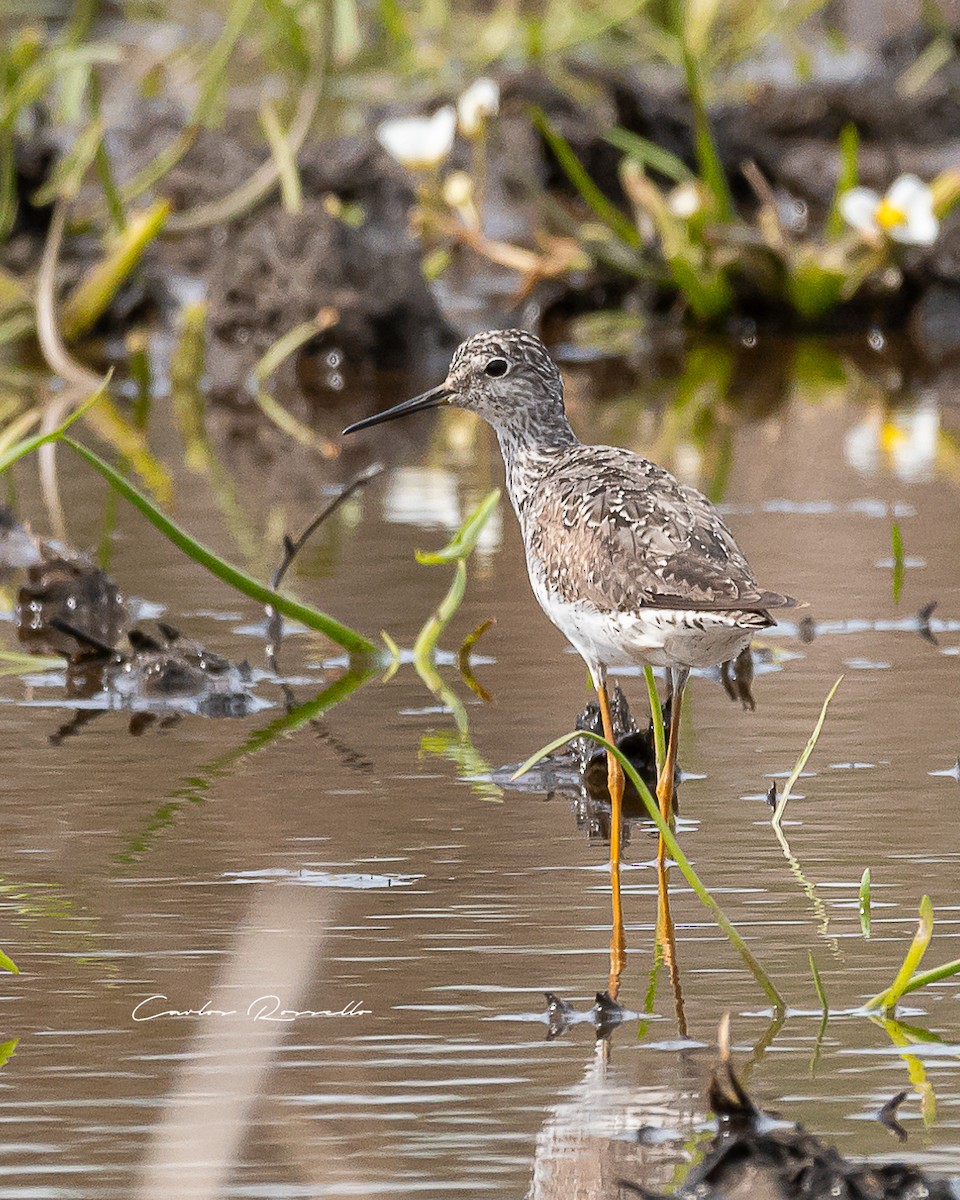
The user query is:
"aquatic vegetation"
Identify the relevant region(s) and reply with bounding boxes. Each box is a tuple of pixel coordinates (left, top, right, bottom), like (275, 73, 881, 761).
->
(412, 490, 503, 801)
(515, 729, 784, 1012)
(412, 488, 500, 669)
(859, 867, 872, 938)
(771, 675, 843, 828)
(865, 896, 960, 1016)
(891, 521, 905, 603)
(0, 400, 378, 656)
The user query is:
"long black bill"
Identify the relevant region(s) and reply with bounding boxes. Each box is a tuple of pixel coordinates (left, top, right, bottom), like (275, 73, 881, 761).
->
(341, 383, 450, 436)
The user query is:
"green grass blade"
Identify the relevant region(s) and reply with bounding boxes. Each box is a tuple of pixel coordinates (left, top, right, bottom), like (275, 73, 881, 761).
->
(860, 867, 871, 938)
(60, 201, 170, 340)
(809, 950, 828, 1013)
(513, 729, 784, 1012)
(0, 377, 108, 474)
(865, 895, 935, 1012)
(900, 956, 960, 997)
(415, 490, 500, 565)
(604, 127, 693, 184)
(772, 675, 843, 828)
(0, 950, 18, 975)
(827, 122, 859, 238)
(259, 101, 302, 214)
(643, 665, 665, 775)
(678, 38, 733, 221)
(891, 521, 904, 603)
(532, 108, 640, 247)
(59, 438, 378, 657)
(31, 117, 103, 206)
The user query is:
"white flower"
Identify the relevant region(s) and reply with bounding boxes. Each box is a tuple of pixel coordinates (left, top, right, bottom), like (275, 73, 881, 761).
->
(666, 181, 702, 220)
(442, 170, 474, 208)
(457, 78, 499, 138)
(843, 404, 940, 482)
(376, 106, 456, 171)
(839, 175, 939, 246)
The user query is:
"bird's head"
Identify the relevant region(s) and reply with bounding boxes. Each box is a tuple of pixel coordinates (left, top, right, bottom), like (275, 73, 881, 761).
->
(341, 329, 566, 438)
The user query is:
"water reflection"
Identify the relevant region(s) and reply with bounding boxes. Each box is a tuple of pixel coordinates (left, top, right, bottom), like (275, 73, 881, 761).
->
(1, 330, 960, 1195)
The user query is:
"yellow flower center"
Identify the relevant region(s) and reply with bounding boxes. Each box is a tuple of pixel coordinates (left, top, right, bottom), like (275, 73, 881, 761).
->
(875, 198, 907, 231)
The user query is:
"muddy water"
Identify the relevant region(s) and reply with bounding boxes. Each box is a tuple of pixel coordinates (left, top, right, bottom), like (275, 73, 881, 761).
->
(1, 340, 960, 1199)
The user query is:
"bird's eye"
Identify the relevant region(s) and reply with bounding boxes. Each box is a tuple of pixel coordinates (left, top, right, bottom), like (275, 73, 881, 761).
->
(484, 357, 509, 378)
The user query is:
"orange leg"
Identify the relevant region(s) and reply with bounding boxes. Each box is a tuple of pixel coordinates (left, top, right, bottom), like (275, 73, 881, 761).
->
(656, 855, 687, 1039)
(655, 668, 688, 866)
(597, 680, 626, 998)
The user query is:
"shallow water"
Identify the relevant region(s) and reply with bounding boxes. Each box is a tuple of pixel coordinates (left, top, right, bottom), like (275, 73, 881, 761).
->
(1, 337, 960, 1198)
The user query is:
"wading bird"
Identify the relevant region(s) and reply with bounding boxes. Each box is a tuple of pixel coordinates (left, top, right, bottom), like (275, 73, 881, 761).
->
(343, 330, 794, 986)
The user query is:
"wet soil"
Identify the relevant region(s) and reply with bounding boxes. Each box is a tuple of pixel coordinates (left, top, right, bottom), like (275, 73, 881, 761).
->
(8, 18, 960, 406)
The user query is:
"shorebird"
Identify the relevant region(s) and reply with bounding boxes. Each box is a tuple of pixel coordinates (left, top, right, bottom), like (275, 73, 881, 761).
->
(343, 330, 794, 979)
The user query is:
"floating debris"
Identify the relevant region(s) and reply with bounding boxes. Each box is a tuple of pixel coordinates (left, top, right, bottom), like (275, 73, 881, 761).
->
(50, 619, 258, 720)
(621, 1019, 954, 1200)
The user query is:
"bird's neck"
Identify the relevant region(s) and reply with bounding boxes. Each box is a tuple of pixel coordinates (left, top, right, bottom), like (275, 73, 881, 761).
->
(495, 415, 579, 514)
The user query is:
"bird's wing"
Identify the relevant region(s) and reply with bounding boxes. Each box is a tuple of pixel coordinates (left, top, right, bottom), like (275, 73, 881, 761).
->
(521, 445, 794, 614)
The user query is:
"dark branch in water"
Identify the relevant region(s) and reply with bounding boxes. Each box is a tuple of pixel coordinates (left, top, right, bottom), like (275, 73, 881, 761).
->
(272, 463, 383, 592)
(878, 1090, 909, 1143)
(266, 463, 383, 671)
(917, 599, 938, 645)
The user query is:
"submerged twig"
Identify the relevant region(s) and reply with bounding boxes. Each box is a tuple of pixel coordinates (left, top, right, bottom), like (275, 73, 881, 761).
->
(265, 463, 383, 670)
(272, 465, 383, 592)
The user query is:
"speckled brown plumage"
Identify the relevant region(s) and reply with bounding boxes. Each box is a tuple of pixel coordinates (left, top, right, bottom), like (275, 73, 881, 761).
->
(514, 443, 792, 616)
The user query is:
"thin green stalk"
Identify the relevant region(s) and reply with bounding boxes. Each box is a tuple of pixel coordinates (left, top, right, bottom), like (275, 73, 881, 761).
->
(809, 950, 828, 1013)
(413, 559, 466, 669)
(412, 491, 500, 668)
(677, 39, 732, 221)
(0, 381, 106, 473)
(166, 79, 323, 233)
(60, 200, 170, 340)
(532, 107, 640, 247)
(514, 730, 784, 1012)
(644, 665, 665, 775)
(891, 521, 904, 603)
(58, 437, 378, 657)
(605, 128, 693, 184)
(827, 123, 858, 238)
(898, 956, 960, 998)
(772, 675, 843, 828)
(89, 71, 124, 232)
(859, 867, 871, 938)
(259, 100, 302, 214)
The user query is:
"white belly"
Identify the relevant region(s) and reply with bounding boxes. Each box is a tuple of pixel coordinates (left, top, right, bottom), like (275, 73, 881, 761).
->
(530, 572, 755, 674)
